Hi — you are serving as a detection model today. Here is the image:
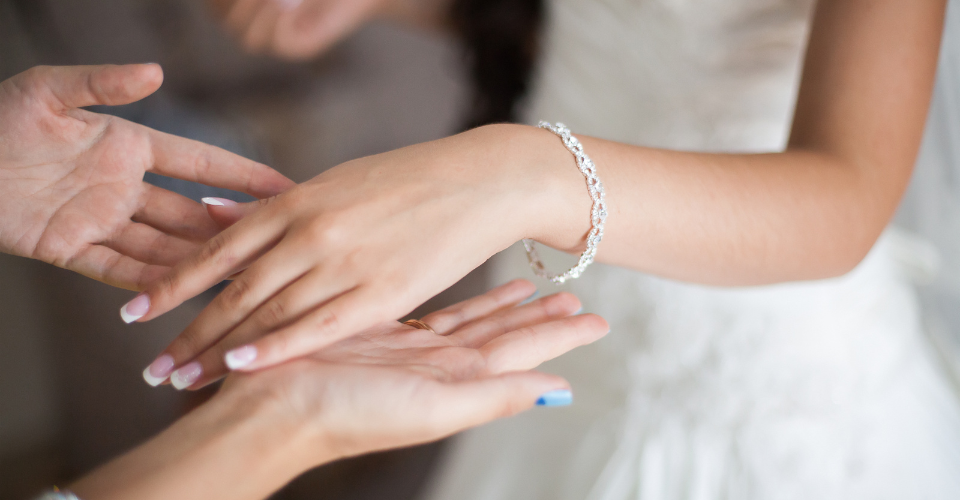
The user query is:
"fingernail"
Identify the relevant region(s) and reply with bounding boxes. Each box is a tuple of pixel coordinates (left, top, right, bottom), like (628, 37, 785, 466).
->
(574, 306, 583, 314)
(224, 345, 257, 370)
(170, 362, 202, 390)
(201, 197, 238, 207)
(536, 389, 573, 407)
(142, 354, 175, 387)
(120, 294, 150, 324)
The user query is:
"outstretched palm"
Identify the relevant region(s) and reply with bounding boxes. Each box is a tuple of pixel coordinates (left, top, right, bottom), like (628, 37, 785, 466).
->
(217, 280, 608, 461)
(0, 64, 292, 290)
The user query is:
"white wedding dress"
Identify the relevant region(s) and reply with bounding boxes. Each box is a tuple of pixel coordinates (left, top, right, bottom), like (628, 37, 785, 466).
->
(425, 0, 960, 499)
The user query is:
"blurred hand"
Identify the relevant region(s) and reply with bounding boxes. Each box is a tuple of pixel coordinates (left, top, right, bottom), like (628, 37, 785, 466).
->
(216, 280, 607, 461)
(0, 64, 294, 290)
(209, 0, 388, 60)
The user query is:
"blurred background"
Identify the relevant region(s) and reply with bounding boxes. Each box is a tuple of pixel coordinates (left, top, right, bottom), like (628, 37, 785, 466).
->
(0, 0, 486, 498)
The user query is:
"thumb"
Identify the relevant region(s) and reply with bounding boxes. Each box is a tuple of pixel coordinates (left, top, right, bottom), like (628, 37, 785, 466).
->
(36, 63, 164, 111)
(201, 197, 266, 229)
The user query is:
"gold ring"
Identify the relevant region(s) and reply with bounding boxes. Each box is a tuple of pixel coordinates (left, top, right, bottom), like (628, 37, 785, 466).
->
(403, 318, 437, 335)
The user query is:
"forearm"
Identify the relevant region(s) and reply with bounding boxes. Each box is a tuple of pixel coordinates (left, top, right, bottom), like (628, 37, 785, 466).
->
(506, 0, 944, 286)
(70, 391, 323, 500)
(524, 129, 903, 285)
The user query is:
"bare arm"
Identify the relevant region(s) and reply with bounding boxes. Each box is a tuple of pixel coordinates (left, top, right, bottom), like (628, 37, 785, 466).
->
(129, 0, 946, 383)
(524, 0, 946, 284)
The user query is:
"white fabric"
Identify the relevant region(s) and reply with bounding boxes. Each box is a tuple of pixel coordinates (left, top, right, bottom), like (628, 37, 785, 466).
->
(425, 0, 960, 498)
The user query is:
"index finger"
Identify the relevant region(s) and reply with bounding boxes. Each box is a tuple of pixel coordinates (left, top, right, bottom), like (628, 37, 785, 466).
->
(147, 127, 294, 198)
(120, 198, 288, 323)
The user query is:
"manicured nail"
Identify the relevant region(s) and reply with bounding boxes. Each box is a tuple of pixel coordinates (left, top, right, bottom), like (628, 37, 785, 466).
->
(224, 345, 257, 370)
(201, 197, 238, 207)
(142, 354, 175, 387)
(170, 362, 202, 390)
(120, 294, 150, 324)
(536, 389, 573, 407)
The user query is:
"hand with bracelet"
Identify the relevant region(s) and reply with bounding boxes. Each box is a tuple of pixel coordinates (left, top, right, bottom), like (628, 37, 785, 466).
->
(59, 281, 608, 500)
(132, 0, 941, 389)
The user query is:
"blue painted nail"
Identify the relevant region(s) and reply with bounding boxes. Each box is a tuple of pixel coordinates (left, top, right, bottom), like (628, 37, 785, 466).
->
(536, 389, 573, 407)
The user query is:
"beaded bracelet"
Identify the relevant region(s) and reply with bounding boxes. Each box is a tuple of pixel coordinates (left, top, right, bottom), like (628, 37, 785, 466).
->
(523, 122, 607, 285)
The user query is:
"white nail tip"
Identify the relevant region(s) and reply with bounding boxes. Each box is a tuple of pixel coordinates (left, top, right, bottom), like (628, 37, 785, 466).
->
(170, 372, 191, 390)
(120, 304, 145, 324)
(142, 366, 168, 387)
(201, 197, 225, 206)
(224, 346, 257, 370)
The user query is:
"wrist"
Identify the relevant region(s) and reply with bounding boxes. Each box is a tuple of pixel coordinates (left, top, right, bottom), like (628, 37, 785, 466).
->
(70, 382, 324, 500)
(469, 123, 592, 253)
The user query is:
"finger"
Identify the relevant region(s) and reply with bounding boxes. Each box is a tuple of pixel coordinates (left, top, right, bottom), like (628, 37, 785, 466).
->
(159, 249, 339, 385)
(32, 64, 164, 111)
(448, 292, 582, 348)
(422, 372, 572, 438)
(420, 279, 537, 335)
(242, 3, 283, 52)
(206, 267, 351, 370)
(104, 222, 198, 267)
(146, 127, 294, 198)
(479, 314, 610, 374)
(201, 198, 260, 229)
(69, 244, 171, 291)
(229, 287, 391, 371)
(131, 201, 288, 322)
(134, 184, 222, 242)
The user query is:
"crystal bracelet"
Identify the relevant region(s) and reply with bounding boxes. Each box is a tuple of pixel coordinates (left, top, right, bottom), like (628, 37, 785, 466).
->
(523, 122, 607, 285)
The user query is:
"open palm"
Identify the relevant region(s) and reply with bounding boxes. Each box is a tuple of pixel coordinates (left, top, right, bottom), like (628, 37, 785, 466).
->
(0, 64, 293, 290)
(216, 280, 608, 461)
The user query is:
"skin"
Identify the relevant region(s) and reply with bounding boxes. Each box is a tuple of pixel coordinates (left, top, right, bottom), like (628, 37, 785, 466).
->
(0, 64, 294, 290)
(135, 0, 947, 388)
(206, 0, 452, 59)
(70, 281, 608, 500)
(0, 68, 608, 499)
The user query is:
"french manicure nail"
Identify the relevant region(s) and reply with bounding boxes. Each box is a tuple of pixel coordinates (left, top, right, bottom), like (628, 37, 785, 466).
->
(225, 345, 257, 370)
(536, 389, 573, 407)
(142, 354, 175, 387)
(120, 294, 150, 324)
(201, 197, 238, 207)
(170, 362, 202, 390)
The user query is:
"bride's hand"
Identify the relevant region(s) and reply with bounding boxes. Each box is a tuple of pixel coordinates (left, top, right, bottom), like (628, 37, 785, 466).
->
(208, 0, 388, 60)
(0, 64, 293, 290)
(71, 281, 606, 500)
(133, 125, 588, 380)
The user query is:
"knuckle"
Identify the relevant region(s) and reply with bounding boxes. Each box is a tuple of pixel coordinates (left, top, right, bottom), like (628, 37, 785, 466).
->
(255, 299, 288, 328)
(217, 277, 252, 311)
(198, 233, 238, 270)
(311, 308, 342, 335)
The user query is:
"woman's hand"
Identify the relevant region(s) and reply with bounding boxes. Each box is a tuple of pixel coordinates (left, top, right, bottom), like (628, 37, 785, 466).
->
(133, 124, 588, 381)
(72, 281, 607, 500)
(0, 64, 294, 290)
(208, 0, 388, 60)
